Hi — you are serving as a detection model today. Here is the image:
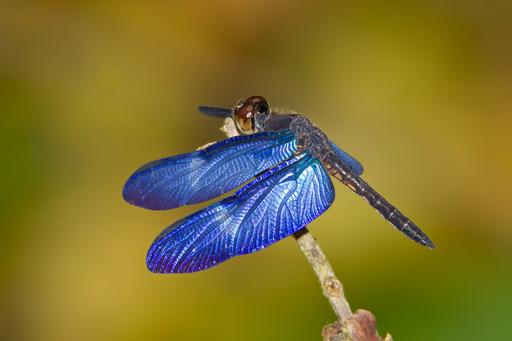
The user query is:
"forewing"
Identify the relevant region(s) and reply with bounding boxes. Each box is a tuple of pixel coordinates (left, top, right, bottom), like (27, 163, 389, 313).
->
(197, 106, 231, 117)
(123, 131, 297, 210)
(146, 153, 335, 273)
(329, 140, 364, 175)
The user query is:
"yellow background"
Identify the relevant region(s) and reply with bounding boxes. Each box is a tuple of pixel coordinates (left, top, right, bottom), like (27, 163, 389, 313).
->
(1, 1, 511, 340)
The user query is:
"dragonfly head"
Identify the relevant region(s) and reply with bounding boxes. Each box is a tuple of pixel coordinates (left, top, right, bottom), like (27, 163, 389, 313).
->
(233, 96, 270, 134)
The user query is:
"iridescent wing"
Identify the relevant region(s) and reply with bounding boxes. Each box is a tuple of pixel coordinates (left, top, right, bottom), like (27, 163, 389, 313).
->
(123, 131, 297, 210)
(146, 153, 335, 273)
(329, 140, 364, 175)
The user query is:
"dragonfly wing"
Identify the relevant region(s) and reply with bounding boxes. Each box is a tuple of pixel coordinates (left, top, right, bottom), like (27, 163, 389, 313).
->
(123, 131, 297, 210)
(197, 106, 231, 117)
(329, 140, 364, 175)
(146, 153, 335, 273)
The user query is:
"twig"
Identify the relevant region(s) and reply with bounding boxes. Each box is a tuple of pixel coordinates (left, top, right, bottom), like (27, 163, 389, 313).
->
(293, 227, 352, 321)
(294, 228, 392, 341)
(219, 117, 391, 341)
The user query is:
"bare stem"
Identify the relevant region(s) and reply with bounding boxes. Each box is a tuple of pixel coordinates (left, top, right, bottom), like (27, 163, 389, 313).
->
(293, 227, 352, 321)
(219, 117, 391, 341)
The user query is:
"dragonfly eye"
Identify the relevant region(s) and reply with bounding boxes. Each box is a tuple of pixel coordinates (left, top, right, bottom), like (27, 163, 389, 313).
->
(255, 103, 269, 114)
(234, 113, 254, 134)
(233, 96, 269, 134)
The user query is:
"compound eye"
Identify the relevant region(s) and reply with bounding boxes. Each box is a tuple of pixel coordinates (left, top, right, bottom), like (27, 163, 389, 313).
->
(233, 96, 270, 134)
(235, 116, 253, 133)
(233, 105, 253, 133)
(255, 102, 269, 114)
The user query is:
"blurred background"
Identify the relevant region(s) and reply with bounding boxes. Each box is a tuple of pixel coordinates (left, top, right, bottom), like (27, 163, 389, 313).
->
(1, 1, 511, 340)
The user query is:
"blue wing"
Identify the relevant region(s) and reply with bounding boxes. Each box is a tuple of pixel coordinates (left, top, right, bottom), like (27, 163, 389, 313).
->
(123, 131, 297, 210)
(146, 153, 335, 273)
(329, 140, 364, 175)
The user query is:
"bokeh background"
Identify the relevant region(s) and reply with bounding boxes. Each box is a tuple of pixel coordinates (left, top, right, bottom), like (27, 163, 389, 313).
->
(1, 1, 511, 340)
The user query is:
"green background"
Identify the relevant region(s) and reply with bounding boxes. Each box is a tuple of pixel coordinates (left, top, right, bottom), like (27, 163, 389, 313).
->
(1, 2, 511, 340)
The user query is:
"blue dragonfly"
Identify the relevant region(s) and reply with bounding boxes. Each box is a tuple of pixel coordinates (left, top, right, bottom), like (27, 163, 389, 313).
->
(123, 96, 434, 273)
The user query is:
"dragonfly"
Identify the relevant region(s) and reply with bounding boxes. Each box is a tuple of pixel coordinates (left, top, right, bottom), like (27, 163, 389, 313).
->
(123, 96, 434, 273)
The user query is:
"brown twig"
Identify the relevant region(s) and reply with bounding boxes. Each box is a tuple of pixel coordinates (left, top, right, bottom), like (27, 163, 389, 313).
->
(294, 228, 392, 341)
(219, 117, 391, 341)
(293, 228, 352, 321)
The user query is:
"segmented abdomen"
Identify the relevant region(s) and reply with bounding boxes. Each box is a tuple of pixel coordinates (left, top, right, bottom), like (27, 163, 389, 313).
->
(325, 155, 435, 249)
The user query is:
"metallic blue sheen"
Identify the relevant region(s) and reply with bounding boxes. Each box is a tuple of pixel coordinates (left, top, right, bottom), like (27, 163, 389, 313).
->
(329, 140, 364, 175)
(146, 153, 335, 273)
(122, 131, 297, 210)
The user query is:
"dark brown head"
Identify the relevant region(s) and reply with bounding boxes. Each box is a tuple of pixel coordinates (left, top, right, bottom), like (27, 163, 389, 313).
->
(233, 96, 270, 134)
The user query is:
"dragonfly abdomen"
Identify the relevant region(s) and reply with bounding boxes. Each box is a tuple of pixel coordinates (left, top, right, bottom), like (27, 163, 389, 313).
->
(326, 156, 435, 249)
